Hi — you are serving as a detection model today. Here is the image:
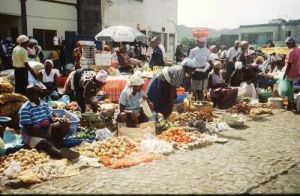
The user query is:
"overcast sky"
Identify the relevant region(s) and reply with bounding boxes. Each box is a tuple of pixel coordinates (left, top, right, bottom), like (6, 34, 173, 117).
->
(178, 0, 300, 29)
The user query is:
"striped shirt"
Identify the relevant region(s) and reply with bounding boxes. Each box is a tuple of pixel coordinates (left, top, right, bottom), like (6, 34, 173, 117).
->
(19, 101, 52, 129)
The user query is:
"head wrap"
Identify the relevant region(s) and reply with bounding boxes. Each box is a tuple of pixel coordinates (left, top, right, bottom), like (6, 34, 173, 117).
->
(17, 35, 29, 44)
(128, 75, 144, 86)
(29, 39, 38, 45)
(44, 60, 54, 68)
(95, 70, 108, 83)
(240, 41, 248, 47)
(235, 61, 243, 70)
(181, 58, 197, 68)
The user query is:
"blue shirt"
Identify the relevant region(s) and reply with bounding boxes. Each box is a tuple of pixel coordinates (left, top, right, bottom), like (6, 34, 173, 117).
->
(119, 87, 145, 115)
(19, 101, 52, 130)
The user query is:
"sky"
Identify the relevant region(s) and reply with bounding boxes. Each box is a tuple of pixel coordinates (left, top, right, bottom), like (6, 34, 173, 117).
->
(178, 0, 300, 29)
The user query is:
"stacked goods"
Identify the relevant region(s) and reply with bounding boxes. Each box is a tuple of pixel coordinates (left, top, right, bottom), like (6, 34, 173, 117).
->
(102, 76, 129, 102)
(173, 111, 213, 126)
(226, 103, 252, 115)
(0, 93, 28, 116)
(0, 80, 13, 94)
(79, 41, 95, 67)
(158, 128, 192, 144)
(0, 149, 50, 175)
(77, 136, 138, 159)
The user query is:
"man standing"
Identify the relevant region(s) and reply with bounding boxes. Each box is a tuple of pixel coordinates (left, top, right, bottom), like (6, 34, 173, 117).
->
(284, 37, 300, 110)
(175, 44, 184, 63)
(225, 41, 240, 83)
(157, 37, 166, 61)
(188, 37, 213, 101)
(12, 35, 38, 96)
(149, 37, 165, 69)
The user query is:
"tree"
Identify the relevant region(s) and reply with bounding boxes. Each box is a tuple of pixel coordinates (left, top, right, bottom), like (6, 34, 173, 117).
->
(180, 38, 196, 53)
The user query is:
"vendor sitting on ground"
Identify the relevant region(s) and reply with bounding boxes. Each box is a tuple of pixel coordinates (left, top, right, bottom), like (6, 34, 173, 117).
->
(73, 69, 108, 113)
(117, 75, 153, 127)
(39, 60, 61, 100)
(18, 85, 80, 160)
(207, 61, 227, 89)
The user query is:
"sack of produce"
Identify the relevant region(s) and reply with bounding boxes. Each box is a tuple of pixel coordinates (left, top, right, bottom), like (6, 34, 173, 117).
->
(0, 80, 14, 94)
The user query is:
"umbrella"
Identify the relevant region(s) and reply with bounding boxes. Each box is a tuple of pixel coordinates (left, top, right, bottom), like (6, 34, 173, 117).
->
(95, 26, 147, 42)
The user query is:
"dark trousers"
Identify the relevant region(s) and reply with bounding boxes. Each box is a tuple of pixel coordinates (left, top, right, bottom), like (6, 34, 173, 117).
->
(14, 67, 28, 96)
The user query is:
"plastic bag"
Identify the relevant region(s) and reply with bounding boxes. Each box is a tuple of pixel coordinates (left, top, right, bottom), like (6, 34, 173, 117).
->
(58, 95, 70, 104)
(277, 79, 293, 101)
(240, 82, 257, 99)
(96, 128, 112, 141)
(5, 161, 21, 178)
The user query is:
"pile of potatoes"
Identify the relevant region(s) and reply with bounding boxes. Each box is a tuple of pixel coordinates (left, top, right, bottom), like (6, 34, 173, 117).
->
(0, 149, 50, 175)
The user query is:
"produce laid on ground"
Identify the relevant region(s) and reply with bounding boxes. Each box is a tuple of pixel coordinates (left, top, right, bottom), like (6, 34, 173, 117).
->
(77, 136, 138, 159)
(65, 101, 80, 111)
(172, 111, 213, 127)
(226, 103, 252, 115)
(68, 127, 96, 140)
(158, 128, 192, 144)
(0, 149, 50, 175)
(249, 107, 273, 116)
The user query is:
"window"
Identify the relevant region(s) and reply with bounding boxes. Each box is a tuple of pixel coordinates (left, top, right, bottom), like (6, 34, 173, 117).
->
(286, 31, 291, 37)
(33, 29, 57, 50)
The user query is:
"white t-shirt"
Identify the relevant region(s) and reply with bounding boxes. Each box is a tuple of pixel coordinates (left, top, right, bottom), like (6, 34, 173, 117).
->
(226, 47, 240, 62)
(41, 69, 61, 83)
(158, 44, 166, 59)
(210, 53, 219, 63)
(188, 46, 211, 68)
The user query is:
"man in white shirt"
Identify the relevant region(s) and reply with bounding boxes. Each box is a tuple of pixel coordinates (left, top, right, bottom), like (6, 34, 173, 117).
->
(225, 41, 240, 82)
(188, 37, 213, 101)
(157, 37, 166, 60)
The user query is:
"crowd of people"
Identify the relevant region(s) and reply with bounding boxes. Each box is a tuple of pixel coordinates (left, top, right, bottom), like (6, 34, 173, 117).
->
(0, 33, 299, 160)
(172, 37, 299, 111)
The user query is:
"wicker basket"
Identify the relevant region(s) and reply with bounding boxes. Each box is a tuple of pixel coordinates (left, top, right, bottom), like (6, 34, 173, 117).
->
(192, 101, 213, 114)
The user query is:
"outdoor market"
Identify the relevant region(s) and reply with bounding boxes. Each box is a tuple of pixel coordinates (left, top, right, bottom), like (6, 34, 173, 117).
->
(0, 25, 299, 190)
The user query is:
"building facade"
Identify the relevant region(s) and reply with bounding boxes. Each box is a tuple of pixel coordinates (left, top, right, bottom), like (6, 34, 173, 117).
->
(239, 19, 300, 47)
(101, 0, 178, 59)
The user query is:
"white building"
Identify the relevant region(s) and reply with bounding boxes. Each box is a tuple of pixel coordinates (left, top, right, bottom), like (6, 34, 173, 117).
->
(101, 0, 178, 60)
(0, 0, 77, 51)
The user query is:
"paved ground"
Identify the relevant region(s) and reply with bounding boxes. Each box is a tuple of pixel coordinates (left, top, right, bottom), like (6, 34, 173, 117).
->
(1, 110, 300, 194)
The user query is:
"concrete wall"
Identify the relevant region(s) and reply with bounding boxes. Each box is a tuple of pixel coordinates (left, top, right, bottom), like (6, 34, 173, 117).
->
(26, 0, 77, 39)
(0, 0, 21, 16)
(102, 0, 178, 59)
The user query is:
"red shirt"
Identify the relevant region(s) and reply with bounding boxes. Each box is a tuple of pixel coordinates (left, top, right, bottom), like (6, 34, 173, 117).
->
(285, 47, 300, 80)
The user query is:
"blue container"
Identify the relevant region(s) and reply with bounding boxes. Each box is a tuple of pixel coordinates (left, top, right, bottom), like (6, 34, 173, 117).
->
(63, 138, 95, 148)
(51, 109, 79, 137)
(294, 83, 300, 90)
(175, 93, 187, 104)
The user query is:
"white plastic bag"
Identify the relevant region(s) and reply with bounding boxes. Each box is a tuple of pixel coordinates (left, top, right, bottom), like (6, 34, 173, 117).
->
(5, 161, 21, 178)
(96, 128, 112, 141)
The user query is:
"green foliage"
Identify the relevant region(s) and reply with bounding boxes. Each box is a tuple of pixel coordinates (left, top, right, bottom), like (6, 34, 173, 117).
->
(180, 37, 196, 52)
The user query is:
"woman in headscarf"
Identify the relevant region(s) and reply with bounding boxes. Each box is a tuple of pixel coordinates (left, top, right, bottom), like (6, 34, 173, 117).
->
(237, 41, 252, 66)
(207, 61, 226, 89)
(27, 39, 38, 62)
(118, 74, 153, 127)
(73, 69, 108, 113)
(147, 59, 197, 118)
(39, 60, 61, 100)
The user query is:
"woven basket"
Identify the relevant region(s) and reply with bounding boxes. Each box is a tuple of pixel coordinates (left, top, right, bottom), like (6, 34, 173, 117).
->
(192, 101, 213, 114)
